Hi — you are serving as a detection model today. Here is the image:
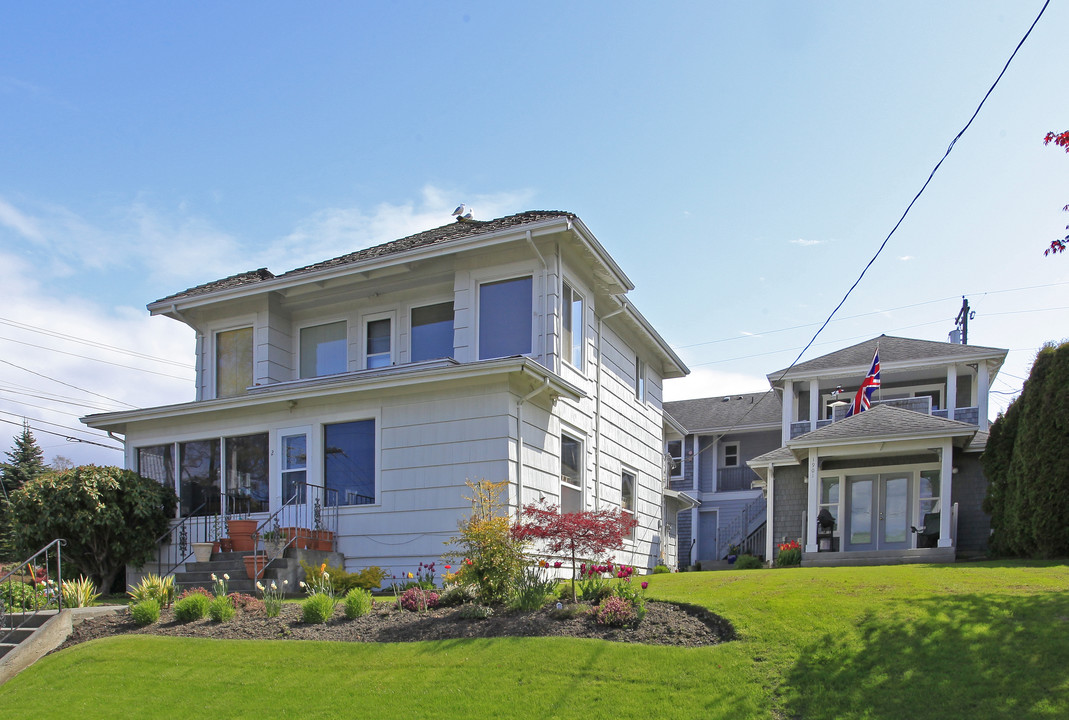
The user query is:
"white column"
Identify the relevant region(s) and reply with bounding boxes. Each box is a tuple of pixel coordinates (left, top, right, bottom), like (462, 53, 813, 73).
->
(977, 361, 990, 431)
(690, 507, 699, 565)
(809, 379, 820, 431)
(938, 439, 953, 548)
(710, 437, 719, 493)
(765, 466, 776, 561)
(781, 380, 794, 444)
(946, 364, 957, 420)
(805, 451, 820, 553)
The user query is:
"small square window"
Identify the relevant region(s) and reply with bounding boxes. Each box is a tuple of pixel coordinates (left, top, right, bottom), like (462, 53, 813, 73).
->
(560, 433, 582, 513)
(723, 443, 739, 468)
(667, 440, 683, 478)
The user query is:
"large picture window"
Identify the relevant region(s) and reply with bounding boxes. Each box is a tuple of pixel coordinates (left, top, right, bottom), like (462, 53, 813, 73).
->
(411, 302, 454, 362)
(324, 419, 376, 506)
(560, 433, 582, 514)
(180, 439, 220, 517)
(224, 433, 269, 514)
(300, 321, 347, 378)
(479, 276, 532, 360)
(216, 327, 253, 398)
(562, 282, 584, 369)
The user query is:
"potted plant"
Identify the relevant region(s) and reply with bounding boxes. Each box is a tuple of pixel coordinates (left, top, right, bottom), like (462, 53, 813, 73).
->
(726, 543, 741, 565)
(191, 541, 214, 563)
(227, 514, 258, 552)
(243, 553, 268, 579)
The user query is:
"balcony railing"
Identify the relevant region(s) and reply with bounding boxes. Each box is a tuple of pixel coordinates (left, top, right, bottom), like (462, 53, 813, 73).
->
(700, 465, 759, 493)
(790, 402, 981, 439)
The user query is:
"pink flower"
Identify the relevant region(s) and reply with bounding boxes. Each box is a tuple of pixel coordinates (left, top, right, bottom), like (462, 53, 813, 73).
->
(641, 581, 648, 590)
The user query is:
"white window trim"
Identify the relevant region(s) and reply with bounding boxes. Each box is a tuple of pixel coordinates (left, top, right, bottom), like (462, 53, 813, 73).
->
(621, 466, 638, 543)
(560, 430, 584, 513)
(209, 318, 256, 400)
(275, 425, 313, 509)
(635, 355, 647, 403)
(407, 296, 456, 364)
(722, 442, 740, 468)
(296, 318, 349, 379)
(471, 265, 539, 362)
(667, 440, 684, 479)
(561, 280, 585, 372)
(360, 310, 397, 370)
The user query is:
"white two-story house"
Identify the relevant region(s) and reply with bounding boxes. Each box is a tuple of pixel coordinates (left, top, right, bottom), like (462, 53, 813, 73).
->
(83, 211, 689, 577)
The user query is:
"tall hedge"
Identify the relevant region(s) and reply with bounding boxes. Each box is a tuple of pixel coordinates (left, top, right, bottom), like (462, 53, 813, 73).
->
(6, 465, 178, 592)
(982, 341, 1069, 557)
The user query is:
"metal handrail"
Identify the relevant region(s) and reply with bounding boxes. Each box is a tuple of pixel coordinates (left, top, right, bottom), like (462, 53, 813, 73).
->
(246, 482, 340, 580)
(1, 539, 65, 646)
(153, 502, 207, 576)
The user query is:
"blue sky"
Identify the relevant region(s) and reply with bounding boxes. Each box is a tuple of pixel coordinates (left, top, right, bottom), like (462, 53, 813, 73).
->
(1, 1, 1066, 466)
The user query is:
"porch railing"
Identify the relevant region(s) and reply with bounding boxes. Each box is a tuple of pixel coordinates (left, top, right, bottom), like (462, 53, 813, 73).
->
(715, 466, 760, 493)
(1, 539, 64, 647)
(246, 482, 340, 580)
(716, 495, 767, 560)
(153, 502, 212, 577)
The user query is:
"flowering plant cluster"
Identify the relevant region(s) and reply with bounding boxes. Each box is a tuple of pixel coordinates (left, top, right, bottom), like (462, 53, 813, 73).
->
(776, 540, 802, 568)
(256, 579, 288, 617)
(399, 587, 440, 612)
(778, 540, 800, 552)
(300, 563, 334, 598)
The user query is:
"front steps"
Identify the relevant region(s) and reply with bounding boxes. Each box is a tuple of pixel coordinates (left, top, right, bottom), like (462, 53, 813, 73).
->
(173, 548, 343, 596)
(802, 546, 956, 567)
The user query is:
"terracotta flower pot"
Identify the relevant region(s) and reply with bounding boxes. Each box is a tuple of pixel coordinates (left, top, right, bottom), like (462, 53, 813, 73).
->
(311, 530, 334, 552)
(220, 538, 233, 552)
(228, 519, 257, 552)
(283, 527, 312, 550)
(243, 554, 268, 579)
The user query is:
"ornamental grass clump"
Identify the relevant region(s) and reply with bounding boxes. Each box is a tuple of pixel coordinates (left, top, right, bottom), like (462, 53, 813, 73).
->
(302, 592, 336, 624)
(130, 598, 160, 626)
(256, 579, 287, 618)
(343, 587, 373, 618)
(128, 573, 175, 608)
(509, 560, 558, 612)
(173, 593, 210, 623)
(61, 576, 100, 608)
(208, 594, 236, 622)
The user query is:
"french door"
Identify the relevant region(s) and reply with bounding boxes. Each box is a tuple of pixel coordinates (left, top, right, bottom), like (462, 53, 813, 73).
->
(845, 473, 911, 551)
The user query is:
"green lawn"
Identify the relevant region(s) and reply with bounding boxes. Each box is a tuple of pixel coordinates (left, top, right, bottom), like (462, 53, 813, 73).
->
(2, 561, 1067, 719)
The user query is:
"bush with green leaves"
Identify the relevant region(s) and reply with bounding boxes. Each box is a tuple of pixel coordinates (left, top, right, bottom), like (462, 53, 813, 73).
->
(445, 479, 527, 605)
(130, 598, 160, 626)
(653, 564, 671, 574)
(128, 574, 175, 607)
(208, 594, 236, 622)
(610, 580, 647, 622)
(6, 466, 177, 592)
(0, 581, 47, 611)
(734, 554, 764, 570)
(173, 593, 210, 623)
(508, 561, 558, 612)
(302, 592, 336, 624)
(437, 584, 477, 607)
(343, 587, 374, 619)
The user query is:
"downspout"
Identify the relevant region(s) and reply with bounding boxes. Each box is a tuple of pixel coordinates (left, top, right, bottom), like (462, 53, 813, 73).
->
(516, 375, 551, 518)
(594, 297, 628, 510)
(524, 231, 549, 366)
(108, 431, 128, 468)
(171, 303, 204, 401)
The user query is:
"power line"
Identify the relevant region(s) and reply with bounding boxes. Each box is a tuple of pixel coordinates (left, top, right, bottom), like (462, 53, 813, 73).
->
(0, 385, 121, 412)
(0, 358, 136, 408)
(0, 416, 122, 451)
(0, 335, 194, 381)
(0, 408, 116, 444)
(0, 316, 194, 369)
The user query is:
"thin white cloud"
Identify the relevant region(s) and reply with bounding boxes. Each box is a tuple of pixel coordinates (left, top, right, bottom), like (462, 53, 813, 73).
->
(790, 238, 824, 247)
(899, 255, 914, 261)
(0, 197, 44, 241)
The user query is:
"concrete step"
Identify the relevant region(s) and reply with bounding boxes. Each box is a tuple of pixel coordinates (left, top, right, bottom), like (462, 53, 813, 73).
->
(0, 643, 15, 659)
(2, 611, 58, 630)
(0, 628, 35, 644)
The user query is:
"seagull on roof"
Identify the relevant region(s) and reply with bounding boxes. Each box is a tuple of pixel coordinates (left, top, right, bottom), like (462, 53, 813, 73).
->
(452, 204, 467, 218)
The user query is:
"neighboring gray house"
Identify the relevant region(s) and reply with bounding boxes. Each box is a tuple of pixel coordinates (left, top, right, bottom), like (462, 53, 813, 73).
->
(665, 334, 1007, 568)
(749, 335, 1006, 566)
(664, 392, 782, 567)
(84, 211, 689, 579)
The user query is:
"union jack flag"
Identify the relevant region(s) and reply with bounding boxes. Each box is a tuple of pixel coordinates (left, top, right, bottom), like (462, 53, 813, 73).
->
(846, 348, 880, 417)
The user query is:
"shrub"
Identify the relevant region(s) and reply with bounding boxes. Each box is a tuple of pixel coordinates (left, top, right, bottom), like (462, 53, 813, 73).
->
(208, 594, 236, 622)
(653, 564, 671, 574)
(228, 592, 263, 613)
(61, 576, 100, 608)
(610, 580, 647, 622)
(734, 554, 764, 570)
(776, 540, 802, 567)
(302, 592, 336, 624)
(130, 598, 160, 626)
(399, 587, 439, 612)
(456, 604, 494, 620)
(594, 596, 636, 626)
(0, 581, 48, 611)
(446, 479, 527, 606)
(437, 584, 477, 607)
(508, 561, 558, 612)
(343, 588, 374, 619)
(174, 593, 210, 622)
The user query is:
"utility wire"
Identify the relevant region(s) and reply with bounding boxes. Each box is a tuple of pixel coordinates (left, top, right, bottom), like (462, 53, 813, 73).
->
(0, 408, 117, 444)
(670, 1, 1048, 462)
(0, 416, 122, 451)
(0, 335, 194, 380)
(0, 385, 121, 412)
(0, 358, 136, 408)
(0, 316, 194, 369)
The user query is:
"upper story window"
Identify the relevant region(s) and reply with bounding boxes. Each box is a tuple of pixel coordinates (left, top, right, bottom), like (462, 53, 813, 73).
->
(723, 443, 739, 468)
(667, 440, 683, 478)
(324, 419, 376, 506)
(365, 316, 392, 369)
(300, 321, 347, 378)
(411, 301, 455, 362)
(560, 433, 583, 514)
(479, 276, 532, 360)
(635, 356, 646, 402)
(562, 282, 584, 369)
(216, 327, 253, 398)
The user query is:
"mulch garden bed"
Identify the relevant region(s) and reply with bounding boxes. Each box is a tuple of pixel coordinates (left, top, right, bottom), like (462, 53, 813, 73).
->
(60, 599, 735, 650)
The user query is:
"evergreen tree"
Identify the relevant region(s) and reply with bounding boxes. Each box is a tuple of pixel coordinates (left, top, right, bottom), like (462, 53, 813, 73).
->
(1, 421, 48, 501)
(983, 341, 1069, 557)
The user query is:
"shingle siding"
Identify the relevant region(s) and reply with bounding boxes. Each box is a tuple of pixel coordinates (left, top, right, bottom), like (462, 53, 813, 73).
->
(772, 465, 807, 546)
(952, 451, 990, 553)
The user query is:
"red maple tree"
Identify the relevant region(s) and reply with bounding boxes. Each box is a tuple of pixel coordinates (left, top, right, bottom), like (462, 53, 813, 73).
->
(512, 501, 638, 602)
(1042, 131, 1068, 257)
